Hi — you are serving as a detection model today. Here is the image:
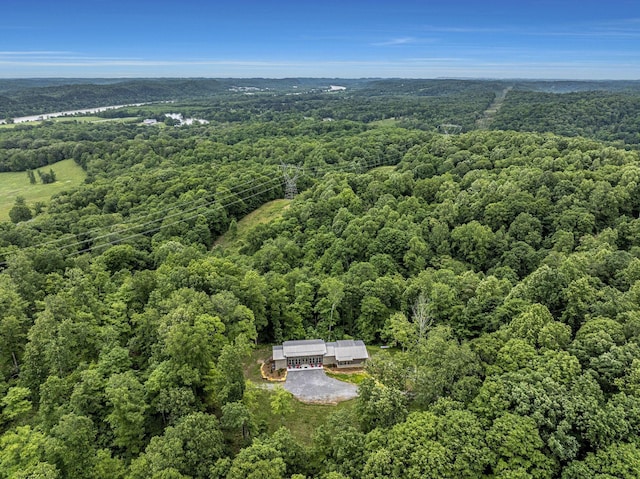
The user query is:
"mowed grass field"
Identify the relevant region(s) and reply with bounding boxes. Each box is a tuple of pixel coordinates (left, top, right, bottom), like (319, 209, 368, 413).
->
(0, 159, 87, 221)
(0, 116, 140, 129)
(213, 199, 290, 250)
(50, 116, 140, 124)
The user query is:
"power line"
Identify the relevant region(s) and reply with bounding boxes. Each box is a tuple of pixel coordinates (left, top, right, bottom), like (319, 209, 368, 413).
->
(19, 169, 281, 251)
(1, 156, 392, 262)
(6, 156, 389, 256)
(0, 155, 398, 265)
(280, 163, 303, 199)
(9, 155, 383, 255)
(49, 176, 283, 253)
(69, 155, 386, 250)
(68, 181, 285, 257)
(0, 179, 284, 266)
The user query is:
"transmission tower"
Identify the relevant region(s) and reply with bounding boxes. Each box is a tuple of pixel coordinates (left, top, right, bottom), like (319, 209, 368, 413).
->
(280, 163, 303, 199)
(439, 123, 462, 135)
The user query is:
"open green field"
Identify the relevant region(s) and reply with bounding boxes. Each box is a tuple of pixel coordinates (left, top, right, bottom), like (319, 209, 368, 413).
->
(0, 159, 87, 221)
(214, 198, 290, 250)
(52, 116, 140, 123)
(249, 387, 354, 446)
(243, 345, 272, 382)
(325, 370, 369, 385)
(0, 116, 139, 128)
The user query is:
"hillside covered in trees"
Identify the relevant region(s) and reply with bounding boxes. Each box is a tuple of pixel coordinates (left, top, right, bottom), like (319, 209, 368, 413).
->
(492, 90, 640, 146)
(1, 79, 640, 478)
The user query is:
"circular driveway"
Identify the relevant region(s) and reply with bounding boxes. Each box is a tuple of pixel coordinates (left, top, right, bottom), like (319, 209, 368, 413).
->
(284, 369, 359, 403)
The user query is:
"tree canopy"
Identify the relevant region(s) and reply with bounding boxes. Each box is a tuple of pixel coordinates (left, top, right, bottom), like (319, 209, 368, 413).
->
(1, 78, 640, 478)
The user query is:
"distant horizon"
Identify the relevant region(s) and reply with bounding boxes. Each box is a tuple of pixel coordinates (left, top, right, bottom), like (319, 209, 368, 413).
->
(2, 0, 639, 79)
(2, 76, 639, 82)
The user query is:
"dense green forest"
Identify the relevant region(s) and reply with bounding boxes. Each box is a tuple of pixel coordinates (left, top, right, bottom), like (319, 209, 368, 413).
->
(1, 79, 640, 478)
(492, 90, 640, 145)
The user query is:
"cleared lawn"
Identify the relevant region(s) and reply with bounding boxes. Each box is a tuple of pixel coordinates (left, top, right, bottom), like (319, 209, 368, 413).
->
(244, 345, 272, 382)
(51, 116, 140, 124)
(0, 117, 139, 128)
(325, 369, 369, 385)
(0, 159, 86, 221)
(214, 199, 290, 250)
(248, 386, 354, 446)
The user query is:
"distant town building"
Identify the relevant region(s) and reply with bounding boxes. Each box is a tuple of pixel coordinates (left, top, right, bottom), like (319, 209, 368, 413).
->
(143, 119, 158, 125)
(273, 339, 369, 370)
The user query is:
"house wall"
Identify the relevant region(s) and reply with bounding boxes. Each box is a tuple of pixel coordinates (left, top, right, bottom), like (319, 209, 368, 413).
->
(324, 355, 336, 366)
(287, 355, 323, 368)
(336, 358, 366, 368)
(274, 359, 287, 370)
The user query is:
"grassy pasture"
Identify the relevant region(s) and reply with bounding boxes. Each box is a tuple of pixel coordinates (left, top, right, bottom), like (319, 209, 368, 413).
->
(213, 199, 290, 250)
(51, 115, 140, 123)
(0, 116, 139, 128)
(0, 159, 86, 221)
(249, 386, 354, 446)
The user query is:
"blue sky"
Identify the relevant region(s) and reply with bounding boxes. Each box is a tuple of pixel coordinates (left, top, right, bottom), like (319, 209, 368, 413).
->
(1, 0, 639, 79)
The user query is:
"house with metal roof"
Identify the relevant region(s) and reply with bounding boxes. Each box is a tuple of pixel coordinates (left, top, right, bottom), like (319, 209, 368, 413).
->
(273, 339, 368, 370)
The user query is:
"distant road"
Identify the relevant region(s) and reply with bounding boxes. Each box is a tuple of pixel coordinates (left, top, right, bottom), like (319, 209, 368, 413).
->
(0, 102, 152, 125)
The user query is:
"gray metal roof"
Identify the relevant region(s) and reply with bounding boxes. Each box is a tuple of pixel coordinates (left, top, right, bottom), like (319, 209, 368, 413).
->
(325, 342, 336, 358)
(272, 345, 285, 361)
(274, 339, 368, 361)
(335, 340, 369, 361)
(282, 339, 327, 358)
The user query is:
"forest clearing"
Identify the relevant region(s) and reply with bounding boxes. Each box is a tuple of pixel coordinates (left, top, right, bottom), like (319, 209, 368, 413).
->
(0, 158, 86, 221)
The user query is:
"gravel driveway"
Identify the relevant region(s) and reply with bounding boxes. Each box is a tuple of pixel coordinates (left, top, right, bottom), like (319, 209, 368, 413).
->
(284, 369, 359, 404)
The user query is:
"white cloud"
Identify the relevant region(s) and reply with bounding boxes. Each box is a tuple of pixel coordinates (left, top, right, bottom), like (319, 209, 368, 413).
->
(372, 37, 436, 46)
(373, 37, 417, 46)
(420, 18, 640, 38)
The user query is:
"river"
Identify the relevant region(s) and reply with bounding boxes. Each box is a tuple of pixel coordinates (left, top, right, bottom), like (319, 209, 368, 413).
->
(0, 102, 152, 124)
